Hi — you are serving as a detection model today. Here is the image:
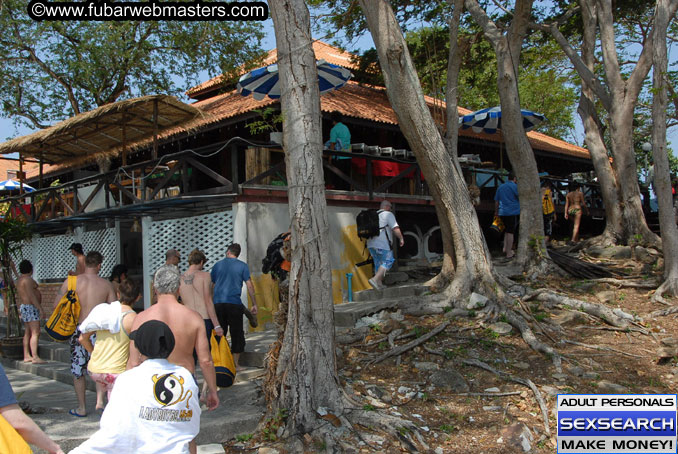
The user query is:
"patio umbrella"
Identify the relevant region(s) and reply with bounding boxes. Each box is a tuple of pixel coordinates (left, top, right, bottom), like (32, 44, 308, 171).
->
(459, 106, 546, 134)
(0, 179, 35, 193)
(237, 59, 353, 101)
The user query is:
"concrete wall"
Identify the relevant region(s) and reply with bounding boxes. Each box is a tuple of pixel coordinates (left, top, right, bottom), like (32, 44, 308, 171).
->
(235, 201, 372, 329)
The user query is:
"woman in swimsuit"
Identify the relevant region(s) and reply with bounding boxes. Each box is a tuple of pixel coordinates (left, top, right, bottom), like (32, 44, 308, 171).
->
(564, 182, 589, 242)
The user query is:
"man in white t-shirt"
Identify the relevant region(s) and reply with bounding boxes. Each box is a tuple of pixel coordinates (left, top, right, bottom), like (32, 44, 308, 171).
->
(70, 320, 200, 454)
(366, 200, 405, 289)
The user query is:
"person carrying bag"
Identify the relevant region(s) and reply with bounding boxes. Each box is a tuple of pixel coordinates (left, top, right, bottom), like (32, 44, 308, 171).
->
(210, 330, 236, 388)
(45, 275, 80, 341)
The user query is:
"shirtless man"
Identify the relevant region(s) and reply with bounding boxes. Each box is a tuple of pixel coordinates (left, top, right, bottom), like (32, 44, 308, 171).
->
(129, 265, 218, 454)
(564, 182, 589, 243)
(180, 249, 223, 340)
(55, 251, 116, 418)
(180, 249, 223, 396)
(68, 243, 86, 276)
(16, 260, 46, 364)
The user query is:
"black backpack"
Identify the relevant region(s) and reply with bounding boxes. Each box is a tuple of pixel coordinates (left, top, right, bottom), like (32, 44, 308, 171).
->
(262, 232, 290, 281)
(356, 209, 381, 239)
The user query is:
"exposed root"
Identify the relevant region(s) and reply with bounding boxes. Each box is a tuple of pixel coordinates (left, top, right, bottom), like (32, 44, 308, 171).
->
(368, 321, 450, 365)
(651, 277, 678, 304)
(346, 409, 425, 452)
(650, 305, 678, 318)
(462, 358, 551, 437)
(525, 289, 632, 328)
(502, 307, 562, 373)
(561, 339, 644, 358)
(594, 277, 659, 289)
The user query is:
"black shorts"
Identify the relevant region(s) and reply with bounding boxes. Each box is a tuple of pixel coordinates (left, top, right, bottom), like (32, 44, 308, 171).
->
(500, 215, 519, 235)
(214, 303, 246, 353)
(543, 213, 554, 236)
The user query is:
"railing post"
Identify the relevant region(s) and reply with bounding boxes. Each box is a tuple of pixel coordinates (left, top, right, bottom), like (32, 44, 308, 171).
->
(367, 157, 373, 200)
(231, 144, 239, 194)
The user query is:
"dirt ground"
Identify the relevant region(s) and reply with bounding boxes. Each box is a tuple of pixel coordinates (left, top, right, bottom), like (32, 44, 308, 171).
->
(227, 249, 678, 453)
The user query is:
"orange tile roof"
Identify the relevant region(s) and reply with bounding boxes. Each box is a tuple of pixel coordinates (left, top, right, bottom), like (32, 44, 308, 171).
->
(185, 81, 588, 159)
(187, 41, 360, 99)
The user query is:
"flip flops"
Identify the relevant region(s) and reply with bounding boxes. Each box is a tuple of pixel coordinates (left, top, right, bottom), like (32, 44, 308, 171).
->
(69, 409, 87, 418)
(243, 307, 258, 328)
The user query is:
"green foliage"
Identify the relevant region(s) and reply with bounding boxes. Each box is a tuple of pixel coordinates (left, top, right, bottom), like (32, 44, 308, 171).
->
(363, 404, 376, 411)
(261, 408, 288, 442)
(0, 217, 32, 338)
(413, 325, 425, 338)
(0, 0, 265, 129)
(235, 433, 253, 442)
(246, 108, 284, 135)
(439, 424, 457, 433)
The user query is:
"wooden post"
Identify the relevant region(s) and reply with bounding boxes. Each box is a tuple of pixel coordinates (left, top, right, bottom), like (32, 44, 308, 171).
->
(152, 98, 159, 160)
(39, 150, 44, 189)
(231, 144, 239, 193)
(18, 153, 23, 194)
(122, 113, 128, 166)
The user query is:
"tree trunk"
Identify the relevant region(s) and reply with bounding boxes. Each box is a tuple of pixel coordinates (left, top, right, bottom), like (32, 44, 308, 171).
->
(544, 0, 678, 247)
(651, 0, 678, 300)
(577, 0, 623, 245)
(358, 0, 496, 303)
(268, 0, 343, 435)
(465, 0, 547, 273)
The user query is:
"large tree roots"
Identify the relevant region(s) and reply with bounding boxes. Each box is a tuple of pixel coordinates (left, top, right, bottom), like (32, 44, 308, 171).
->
(651, 276, 678, 305)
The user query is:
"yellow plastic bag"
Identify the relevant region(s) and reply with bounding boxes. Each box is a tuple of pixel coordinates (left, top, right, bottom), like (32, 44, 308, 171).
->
(45, 275, 80, 341)
(0, 414, 32, 454)
(490, 215, 505, 234)
(210, 331, 236, 388)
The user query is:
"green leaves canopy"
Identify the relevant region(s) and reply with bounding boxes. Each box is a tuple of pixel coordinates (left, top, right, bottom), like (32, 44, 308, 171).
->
(0, 0, 265, 129)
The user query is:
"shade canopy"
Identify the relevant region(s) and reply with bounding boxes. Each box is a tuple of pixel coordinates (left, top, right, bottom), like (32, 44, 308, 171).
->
(0, 179, 35, 193)
(0, 95, 204, 166)
(237, 59, 353, 101)
(460, 106, 546, 134)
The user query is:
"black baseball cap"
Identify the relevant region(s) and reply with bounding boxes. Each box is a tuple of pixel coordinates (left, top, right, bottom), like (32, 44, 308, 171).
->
(130, 320, 175, 359)
(68, 243, 84, 254)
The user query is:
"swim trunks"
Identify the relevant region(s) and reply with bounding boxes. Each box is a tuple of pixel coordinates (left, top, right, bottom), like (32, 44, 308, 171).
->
(70, 328, 93, 379)
(19, 304, 40, 323)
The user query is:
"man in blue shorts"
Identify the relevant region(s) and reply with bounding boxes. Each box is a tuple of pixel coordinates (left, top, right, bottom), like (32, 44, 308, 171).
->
(367, 200, 405, 289)
(494, 172, 520, 259)
(211, 243, 258, 368)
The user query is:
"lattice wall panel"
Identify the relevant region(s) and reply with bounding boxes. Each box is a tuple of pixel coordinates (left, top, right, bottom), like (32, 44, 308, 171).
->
(148, 211, 233, 277)
(10, 241, 33, 273)
(82, 228, 117, 279)
(34, 234, 77, 281)
(31, 228, 117, 281)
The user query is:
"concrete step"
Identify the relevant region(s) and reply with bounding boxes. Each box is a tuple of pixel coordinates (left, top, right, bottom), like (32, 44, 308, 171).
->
(335, 284, 429, 328)
(352, 282, 427, 303)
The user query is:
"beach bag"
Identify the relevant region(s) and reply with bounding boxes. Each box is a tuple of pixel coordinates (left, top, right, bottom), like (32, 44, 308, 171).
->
(45, 275, 81, 341)
(490, 215, 505, 234)
(210, 331, 236, 388)
(542, 188, 555, 215)
(356, 209, 381, 239)
(0, 414, 31, 454)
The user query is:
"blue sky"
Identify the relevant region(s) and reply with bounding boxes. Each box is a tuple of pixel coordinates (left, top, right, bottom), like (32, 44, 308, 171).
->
(1, 19, 675, 158)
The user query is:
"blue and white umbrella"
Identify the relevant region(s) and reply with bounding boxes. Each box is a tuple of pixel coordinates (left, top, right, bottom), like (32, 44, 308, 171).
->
(237, 59, 353, 101)
(0, 179, 34, 193)
(460, 106, 546, 134)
